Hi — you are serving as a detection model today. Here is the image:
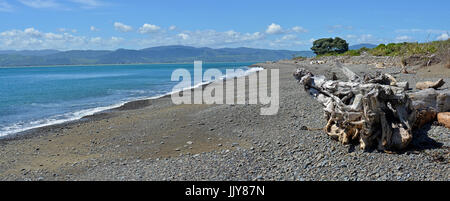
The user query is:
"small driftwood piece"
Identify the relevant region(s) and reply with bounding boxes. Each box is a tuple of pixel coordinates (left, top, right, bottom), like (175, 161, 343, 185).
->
(293, 66, 416, 151)
(437, 112, 450, 129)
(415, 79, 445, 90)
(408, 88, 450, 128)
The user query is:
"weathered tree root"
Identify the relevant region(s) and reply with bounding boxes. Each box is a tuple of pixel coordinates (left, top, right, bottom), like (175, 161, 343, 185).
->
(293, 66, 416, 151)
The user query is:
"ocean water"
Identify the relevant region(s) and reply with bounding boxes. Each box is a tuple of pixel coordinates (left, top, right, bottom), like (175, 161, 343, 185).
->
(0, 62, 260, 137)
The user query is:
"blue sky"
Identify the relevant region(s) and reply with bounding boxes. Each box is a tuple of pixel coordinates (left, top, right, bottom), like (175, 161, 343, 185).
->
(0, 0, 449, 50)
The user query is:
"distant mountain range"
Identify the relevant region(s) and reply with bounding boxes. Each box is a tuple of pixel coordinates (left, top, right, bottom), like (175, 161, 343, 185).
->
(0, 46, 314, 67)
(349, 43, 378, 50)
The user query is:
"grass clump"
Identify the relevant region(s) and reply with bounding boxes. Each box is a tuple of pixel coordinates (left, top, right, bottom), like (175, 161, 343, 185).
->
(369, 42, 440, 56)
(293, 56, 307, 61)
(315, 47, 370, 58)
(316, 39, 450, 64)
(303, 39, 450, 67)
(312, 39, 449, 58)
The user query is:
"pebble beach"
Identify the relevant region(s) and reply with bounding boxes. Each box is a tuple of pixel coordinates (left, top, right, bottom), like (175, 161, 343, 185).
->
(0, 60, 449, 181)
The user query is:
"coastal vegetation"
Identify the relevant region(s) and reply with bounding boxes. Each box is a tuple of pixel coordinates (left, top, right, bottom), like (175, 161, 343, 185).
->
(315, 39, 450, 59)
(310, 37, 349, 55)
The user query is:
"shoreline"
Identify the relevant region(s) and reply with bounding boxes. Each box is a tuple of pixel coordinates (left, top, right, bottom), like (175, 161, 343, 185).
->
(1, 60, 448, 181)
(0, 94, 169, 143)
(0, 64, 265, 141)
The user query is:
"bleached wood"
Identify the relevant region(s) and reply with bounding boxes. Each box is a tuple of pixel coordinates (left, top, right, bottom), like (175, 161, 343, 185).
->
(294, 67, 417, 151)
(416, 79, 445, 90)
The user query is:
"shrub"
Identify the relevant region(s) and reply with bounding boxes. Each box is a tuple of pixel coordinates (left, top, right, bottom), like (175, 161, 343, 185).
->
(368, 41, 443, 57)
(311, 37, 349, 55)
(342, 49, 361, 56)
(311, 39, 449, 65)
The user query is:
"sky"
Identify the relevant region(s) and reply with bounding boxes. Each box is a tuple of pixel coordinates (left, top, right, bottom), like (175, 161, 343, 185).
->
(0, 0, 449, 51)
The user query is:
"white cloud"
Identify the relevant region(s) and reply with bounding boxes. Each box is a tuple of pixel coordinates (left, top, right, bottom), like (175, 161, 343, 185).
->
(90, 37, 101, 43)
(291, 26, 307, 33)
(328, 25, 353, 33)
(18, 0, 105, 10)
(114, 22, 133, 32)
(269, 34, 309, 49)
(58, 28, 77, 33)
(0, 0, 13, 12)
(343, 34, 387, 45)
(394, 29, 449, 41)
(357, 34, 374, 43)
(23, 27, 41, 36)
(158, 29, 265, 48)
(18, 0, 60, 9)
(178, 33, 189, 40)
(395, 29, 448, 34)
(437, 33, 449, 40)
(280, 34, 297, 41)
(70, 0, 105, 9)
(0, 25, 314, 50)
(395, 28, 423, 33)
(225, 30, 238, 37)
(90, 26, 99, 31)
(0, 27, 123, 50)
(395, 35, 414, 42)
(110, 36, 123, 43)
(169, 26, 177, 31)
(138, 24, 161, 34)
(266, 23, 283, 34)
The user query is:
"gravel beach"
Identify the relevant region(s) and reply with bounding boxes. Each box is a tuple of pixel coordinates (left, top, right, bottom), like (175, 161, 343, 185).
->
(0, 60, 449, 181)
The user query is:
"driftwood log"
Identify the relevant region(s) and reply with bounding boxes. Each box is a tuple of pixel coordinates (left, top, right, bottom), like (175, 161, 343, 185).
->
(294, 67, 415, 150)
(409, 88, 450, 128)
(294, 65, 449, 151)
(437, 112, 450, 129)
(415, 79, 445, 90)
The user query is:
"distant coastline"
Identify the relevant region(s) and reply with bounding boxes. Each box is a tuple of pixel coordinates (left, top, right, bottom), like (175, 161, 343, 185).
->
(0, 45, 314, 67)
(0, 61, 265, 68)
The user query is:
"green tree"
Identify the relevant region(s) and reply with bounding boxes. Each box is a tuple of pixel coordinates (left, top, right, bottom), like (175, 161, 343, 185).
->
(311, 37, 349, 55)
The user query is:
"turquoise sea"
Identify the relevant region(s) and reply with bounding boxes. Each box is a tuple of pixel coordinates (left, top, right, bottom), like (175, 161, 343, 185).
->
(0, 62, 259, 136)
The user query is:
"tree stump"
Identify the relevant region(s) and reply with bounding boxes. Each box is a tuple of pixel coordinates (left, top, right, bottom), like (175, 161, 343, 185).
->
(293, 66, 418, 151)
(294, 65, 449, 151)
